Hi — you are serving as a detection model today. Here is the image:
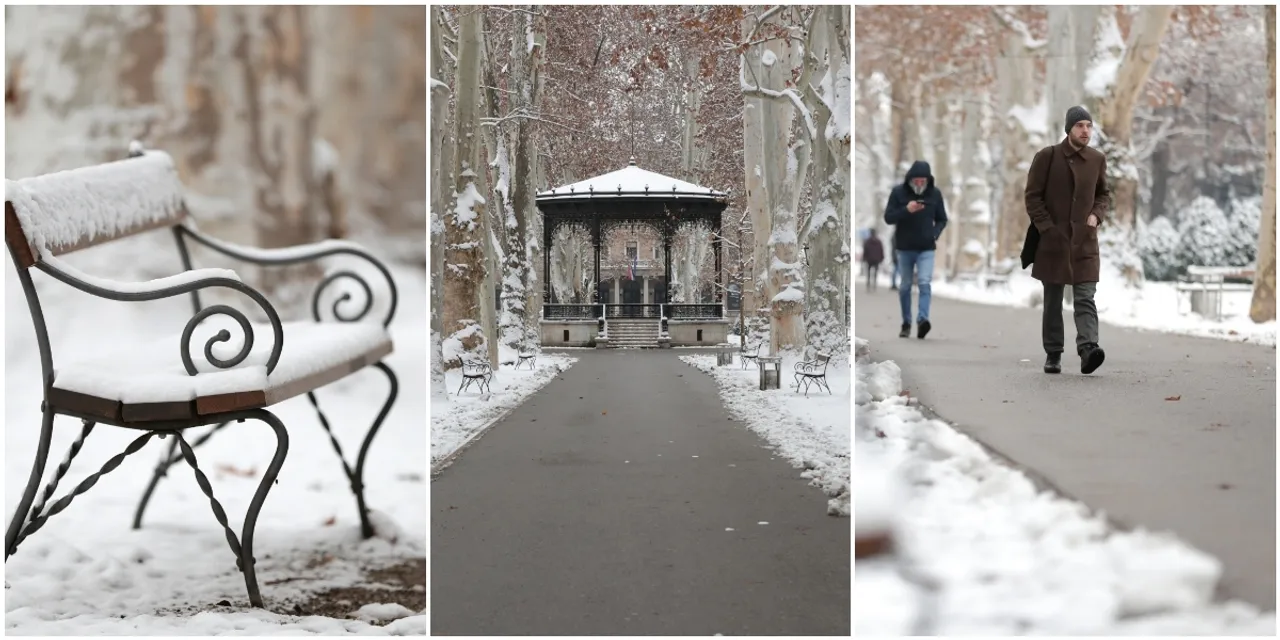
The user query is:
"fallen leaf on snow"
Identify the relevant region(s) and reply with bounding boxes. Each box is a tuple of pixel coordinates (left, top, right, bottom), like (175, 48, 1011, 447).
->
(1165, 395, 1182, 401)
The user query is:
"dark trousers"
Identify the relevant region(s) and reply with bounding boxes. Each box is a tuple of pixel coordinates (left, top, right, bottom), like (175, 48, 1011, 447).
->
(865, 264, 879, 291)
(1042, 282, 1099, 355)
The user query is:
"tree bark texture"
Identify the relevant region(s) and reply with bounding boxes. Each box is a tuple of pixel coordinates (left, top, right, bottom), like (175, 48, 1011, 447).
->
(1250, 5, 1277, 323)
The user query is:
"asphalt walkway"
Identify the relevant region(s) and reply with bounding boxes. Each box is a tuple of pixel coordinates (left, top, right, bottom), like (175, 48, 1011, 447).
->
(431, 348, 850, 635)
(856, 286, 1276, 609)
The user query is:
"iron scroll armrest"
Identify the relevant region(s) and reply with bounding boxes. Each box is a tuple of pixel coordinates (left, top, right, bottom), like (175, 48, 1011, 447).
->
(177, 224, 399, 328)
(33, 259, 285, 376)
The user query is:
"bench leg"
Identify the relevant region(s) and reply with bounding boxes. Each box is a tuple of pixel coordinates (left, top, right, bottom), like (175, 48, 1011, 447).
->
(6, 407, 56, 559)
(133, 421, 230, 530)
(353, 362, 398, 539)
(307, 361, 399, 540)
(175, 410, 289, 609)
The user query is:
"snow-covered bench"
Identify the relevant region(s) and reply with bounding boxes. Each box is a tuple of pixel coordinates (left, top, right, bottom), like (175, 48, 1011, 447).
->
(793, 353, 832, 396)
(3, 148, 399, 608)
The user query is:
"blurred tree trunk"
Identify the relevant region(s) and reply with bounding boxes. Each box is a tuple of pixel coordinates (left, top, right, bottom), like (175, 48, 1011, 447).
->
(233, 6, 319, 298)
(993, 19, 1041, 261)
(1250, 5, 1276, 323)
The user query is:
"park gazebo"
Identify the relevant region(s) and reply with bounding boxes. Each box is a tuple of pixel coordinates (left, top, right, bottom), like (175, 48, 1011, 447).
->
(536, 158, 729, 348)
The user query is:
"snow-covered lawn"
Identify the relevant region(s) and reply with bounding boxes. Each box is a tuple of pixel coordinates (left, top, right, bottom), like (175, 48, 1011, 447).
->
(931, 269, 1274, 346)
(854, 338, 1276, 635)
(4, 234, 426, 635)
(680, 352, 850, 516)
(430, 352, 577, 469)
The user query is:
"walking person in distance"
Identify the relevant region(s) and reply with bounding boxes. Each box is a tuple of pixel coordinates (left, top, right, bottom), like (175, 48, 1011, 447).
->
(884, 160, 948, 339)
(862, 229, 885, 292)
(1024, 105, 1110, 374)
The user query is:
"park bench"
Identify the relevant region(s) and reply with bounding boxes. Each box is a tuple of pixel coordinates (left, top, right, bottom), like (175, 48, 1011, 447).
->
(1174, 265, 1255, 321)
(458, 359, 493, 394)
(514, 351, 537, 371)
(4, 148, 399, 608)
(793, 353, 832, 396)
(739, 342, 762, 369)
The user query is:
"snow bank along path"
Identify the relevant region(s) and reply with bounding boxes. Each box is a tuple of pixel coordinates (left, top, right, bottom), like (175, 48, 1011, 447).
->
(855, 284, 1277, 609)
(430, 351, 578, 471)
(855, 337, 1275, 635)
(680, 353, 850, 516)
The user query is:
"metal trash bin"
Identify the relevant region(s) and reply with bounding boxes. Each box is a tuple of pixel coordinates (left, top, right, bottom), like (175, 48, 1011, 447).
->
(1189, 288, 1222, 320)
(716, 345, 735, 366)
(757, 356, 782, 390)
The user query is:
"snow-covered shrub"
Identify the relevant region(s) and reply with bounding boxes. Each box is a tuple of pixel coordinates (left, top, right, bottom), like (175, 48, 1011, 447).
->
(1176, 196, 1232, 269)
(1225, 196, 1262, 267)
(1138, 216, 1181, 281)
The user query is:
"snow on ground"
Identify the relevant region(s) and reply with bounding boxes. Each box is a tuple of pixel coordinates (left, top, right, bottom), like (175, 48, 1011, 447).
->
(680, 352, 850, 516)
(431, 352, 577, 468)
(854, 338, 1276, 635)
(925, 268, 1276, 347)
(5, 230, 426, 635)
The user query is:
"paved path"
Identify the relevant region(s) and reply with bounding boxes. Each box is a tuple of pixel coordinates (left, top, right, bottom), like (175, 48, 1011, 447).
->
(856, 287, 1276, 609)
(431, 349, 850, 635)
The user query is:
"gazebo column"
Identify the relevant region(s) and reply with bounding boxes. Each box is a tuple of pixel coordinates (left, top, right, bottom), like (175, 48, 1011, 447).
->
(662, 232, 673, 304)
(612, 277, 620, 304)
(543, 223, 553, 306)
(642, 275, 650, 304)
(592, 218, 602, 307)
(713, 222, 723, 306)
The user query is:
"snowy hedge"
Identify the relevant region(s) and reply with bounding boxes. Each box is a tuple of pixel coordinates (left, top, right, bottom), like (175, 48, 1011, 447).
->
(1140, 196, 1260, 281)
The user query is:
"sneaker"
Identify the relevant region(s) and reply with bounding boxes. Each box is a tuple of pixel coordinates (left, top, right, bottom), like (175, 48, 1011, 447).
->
(1044, 352, 1062, 374)
(899, 324, 910, 338)
(1080, 343, 1106, 374)
(917, 320, 931, 339)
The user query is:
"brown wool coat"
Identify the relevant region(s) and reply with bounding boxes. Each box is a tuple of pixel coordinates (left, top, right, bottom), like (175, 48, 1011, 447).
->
(1024, 139, 1111, 284)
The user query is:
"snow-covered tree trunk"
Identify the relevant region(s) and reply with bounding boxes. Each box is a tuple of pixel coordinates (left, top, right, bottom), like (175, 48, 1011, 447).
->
(496, 6, 544, 354)
(956, 99, 992, 277)
(930, 98, 954, 278)
(1251, 5, 1277, 323)
(442, 8, 490, 370)
(429, 6, 452, 396)
(521, 9, 547, 350)
(802, 5, 851, 358)
(741, 10, 792, 347)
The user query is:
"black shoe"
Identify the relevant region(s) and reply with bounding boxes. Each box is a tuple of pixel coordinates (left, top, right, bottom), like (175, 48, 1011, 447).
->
(917, 320, 931, 339)
(1044, 352, 1062, 374)
(1080, 343, 1106, 374)
(899, 324, 910, 338)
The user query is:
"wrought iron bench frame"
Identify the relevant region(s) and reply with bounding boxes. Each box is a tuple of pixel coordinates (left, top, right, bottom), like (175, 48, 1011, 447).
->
(794, 353, 832, 396)
(458, 359, 493, 394)
(4, 149, 400, 609)
(514, 351, 537, 371)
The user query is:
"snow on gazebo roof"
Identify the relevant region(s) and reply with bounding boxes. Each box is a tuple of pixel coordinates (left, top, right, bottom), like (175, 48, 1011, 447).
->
(536, 158, 726, 200)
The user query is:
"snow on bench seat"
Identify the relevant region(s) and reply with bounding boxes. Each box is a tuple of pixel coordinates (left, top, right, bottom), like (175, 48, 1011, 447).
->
(52, 320, 391, 409)
(5, 151, 186, 258)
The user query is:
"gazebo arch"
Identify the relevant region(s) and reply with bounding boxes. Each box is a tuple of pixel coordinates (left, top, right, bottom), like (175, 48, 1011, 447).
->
(537, 158, 729, 347)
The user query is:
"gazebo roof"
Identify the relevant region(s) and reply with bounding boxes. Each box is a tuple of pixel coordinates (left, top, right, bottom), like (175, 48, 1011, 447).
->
(536, 158, 726, 200)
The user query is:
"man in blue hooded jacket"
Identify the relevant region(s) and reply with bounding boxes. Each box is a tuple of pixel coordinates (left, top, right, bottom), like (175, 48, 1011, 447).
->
(884, 160, 948, 339)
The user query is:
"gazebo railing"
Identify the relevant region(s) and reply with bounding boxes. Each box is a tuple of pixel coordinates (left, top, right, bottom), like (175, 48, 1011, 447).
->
(544, 303, 601, 320)
(543, 303, 724, 321)
(666, 303, 723, 319)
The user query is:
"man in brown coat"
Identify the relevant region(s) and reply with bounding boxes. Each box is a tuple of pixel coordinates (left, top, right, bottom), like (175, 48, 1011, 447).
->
(1024, 105, 1110, 375)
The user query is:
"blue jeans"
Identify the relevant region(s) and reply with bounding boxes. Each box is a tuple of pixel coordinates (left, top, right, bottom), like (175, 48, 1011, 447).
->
(897, 250, 934, 326)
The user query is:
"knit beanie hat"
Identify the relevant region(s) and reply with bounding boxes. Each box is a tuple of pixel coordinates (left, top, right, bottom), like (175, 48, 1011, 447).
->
(1065, 106, 1092, 134)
